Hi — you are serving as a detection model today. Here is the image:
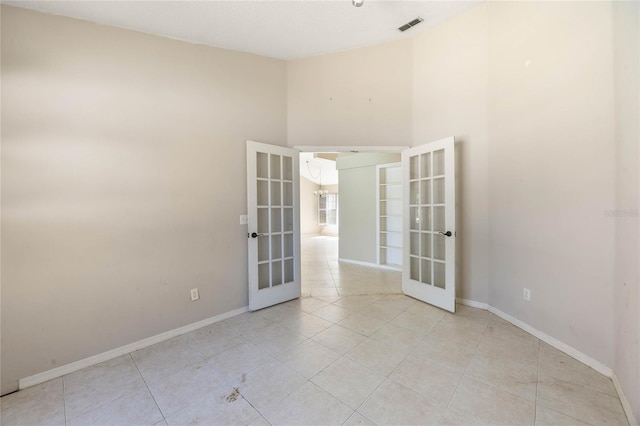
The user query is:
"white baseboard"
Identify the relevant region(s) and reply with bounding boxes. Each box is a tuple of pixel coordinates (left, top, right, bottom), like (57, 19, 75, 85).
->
(338, 258, 401, 272)
(338, 258, 379, 269)
(612, 373, 639, 426)
(486, 303, 637, 426)
(456, 297, 488, 310)
(487, 305, 612, 377)
(18, 305, 249, 390)
(460, 298, 636, 426)
(378, 264, 402, 272)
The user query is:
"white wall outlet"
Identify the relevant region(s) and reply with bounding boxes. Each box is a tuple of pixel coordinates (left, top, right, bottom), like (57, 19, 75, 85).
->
(523, 288, 531, 302)
(239, 215, 248, 225)
(190, 288, 199, 301)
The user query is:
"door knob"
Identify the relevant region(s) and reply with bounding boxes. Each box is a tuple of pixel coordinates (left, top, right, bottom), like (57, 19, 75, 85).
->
(439, 231, 452, 237)
(249, 232, 265, 238)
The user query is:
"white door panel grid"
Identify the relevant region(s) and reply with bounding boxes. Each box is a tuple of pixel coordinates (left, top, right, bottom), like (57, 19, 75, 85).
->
(247, 141, 301, 311)
(402, 137, 456, 313)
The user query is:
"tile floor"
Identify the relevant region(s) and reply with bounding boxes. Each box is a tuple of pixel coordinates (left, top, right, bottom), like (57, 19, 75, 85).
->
(0, 236, 629, 426)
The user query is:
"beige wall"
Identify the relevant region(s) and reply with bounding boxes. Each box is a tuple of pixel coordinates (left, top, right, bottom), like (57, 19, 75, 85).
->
(287, 2, 636, 407)
(1, 6, 287, 395)
(486, 0, 616, 368)
(337, 154, 400, 264)
(613, 1, 640, 420)
(338, 166, 377, 264)
(412, 4, 489, 304)
(287, 39, 413, 147)
(300, 176, 321, 236)
(3, 1, 638, 413)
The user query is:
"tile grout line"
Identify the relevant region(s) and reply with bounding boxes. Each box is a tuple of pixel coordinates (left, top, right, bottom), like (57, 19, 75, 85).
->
(437, 312, 491, 422)
(62, 367, 150, 424)
(534, 338, 540, 425)
(338, 330, 406, 424)
(128, 353, 166, 423)
(535, 347, 615, 426)
(62, 375, 67, 426)
(456, 317, 551, 423)
(233, 368, 302, 426)
(426, 305, 463, 405)
(305, 297, 398, 422)
(342, 300, 437, 423)
(306, 239, 542, 424)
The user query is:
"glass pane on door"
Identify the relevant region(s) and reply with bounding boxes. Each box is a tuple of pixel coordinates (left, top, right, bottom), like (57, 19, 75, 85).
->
(255, 151, 297, 291)
(272, 260, 283, 286)
(282, 156, 293, 181)
(258, 236, 269, 262)
(410, 232, 420, 256)
(284, 259, 294, 282)
(270, 155, 281, 179)
(421, 259, 431, 285)
(257, 153, 269, 179)
(271, 182, 281, 205)
(258, 263, 270, 289)
(257, 181, 269, 206)
(420, 153, 431, 178)
(271, 234, 282, 261)
(283, 182, 293, 206)
(433, 178, 445, 204)
(410, 256, 419, 281)
(433, 149, 445, 176)
(257, 208, 269, 234)
(434, 262, 445, 289)
(407, 150, 448, 290)
(284, 233, 293, 258)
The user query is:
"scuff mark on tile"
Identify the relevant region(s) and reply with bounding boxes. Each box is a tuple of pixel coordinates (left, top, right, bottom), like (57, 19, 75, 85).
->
(225, 387, 240, 403)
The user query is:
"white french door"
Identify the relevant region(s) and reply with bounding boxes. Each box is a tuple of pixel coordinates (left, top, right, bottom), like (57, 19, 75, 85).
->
(247, 141, 301, 311)
(402, 137, 456, 312)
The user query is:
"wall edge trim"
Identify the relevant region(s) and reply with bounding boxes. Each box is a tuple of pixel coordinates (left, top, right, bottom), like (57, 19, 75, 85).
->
(462, 298, 638, 424)
(337, 258, 379, 269)
(18, 305, 249, 391)
(456, 297, 488, 309)
(486, 305, 612, 377)
(612, 372, 639, 426)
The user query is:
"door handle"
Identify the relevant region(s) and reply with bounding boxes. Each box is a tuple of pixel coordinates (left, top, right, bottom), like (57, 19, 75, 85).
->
(438, 231, 452, 237)
(249, 232, 265, 238)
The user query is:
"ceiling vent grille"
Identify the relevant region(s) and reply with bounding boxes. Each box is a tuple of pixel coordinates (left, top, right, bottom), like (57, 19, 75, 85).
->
(398, 17, 424, 32)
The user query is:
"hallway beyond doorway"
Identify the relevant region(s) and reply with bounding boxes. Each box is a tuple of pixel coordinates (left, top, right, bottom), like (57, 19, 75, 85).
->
(301, 236, 401, 299)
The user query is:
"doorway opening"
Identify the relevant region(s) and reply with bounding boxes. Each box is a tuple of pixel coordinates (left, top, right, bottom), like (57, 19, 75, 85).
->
(298, 148, 405, 298)
(247, 139, 456, 312)
(299, 152, 340, 298)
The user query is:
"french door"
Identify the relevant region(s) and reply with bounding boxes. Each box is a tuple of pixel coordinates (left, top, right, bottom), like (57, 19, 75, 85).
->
(402, 137, 456, 312)
(246, 141, 301, 311)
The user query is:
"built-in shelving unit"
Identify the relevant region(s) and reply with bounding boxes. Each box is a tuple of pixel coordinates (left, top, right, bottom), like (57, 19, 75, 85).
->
(377, 163, 402, 270)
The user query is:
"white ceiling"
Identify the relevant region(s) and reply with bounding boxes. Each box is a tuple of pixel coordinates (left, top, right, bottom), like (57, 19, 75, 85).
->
(4, 0, 482, 60)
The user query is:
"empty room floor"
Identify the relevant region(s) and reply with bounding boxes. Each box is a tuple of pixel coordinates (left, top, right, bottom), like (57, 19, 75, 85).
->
(0, 237, 629, 425)
(301, 236, 402, 299)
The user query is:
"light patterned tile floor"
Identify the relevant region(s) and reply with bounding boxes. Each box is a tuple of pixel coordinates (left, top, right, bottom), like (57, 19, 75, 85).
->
(0, 237, 630, 425)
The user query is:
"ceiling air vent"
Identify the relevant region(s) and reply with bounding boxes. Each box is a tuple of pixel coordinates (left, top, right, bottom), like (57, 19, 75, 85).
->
(398, 17, 424, 32)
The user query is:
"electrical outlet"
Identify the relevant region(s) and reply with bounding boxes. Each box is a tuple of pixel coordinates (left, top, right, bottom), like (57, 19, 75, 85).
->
(239, 215, 248, 225)
(190, 288, 199, 301)
(523, 288, 531, 302)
